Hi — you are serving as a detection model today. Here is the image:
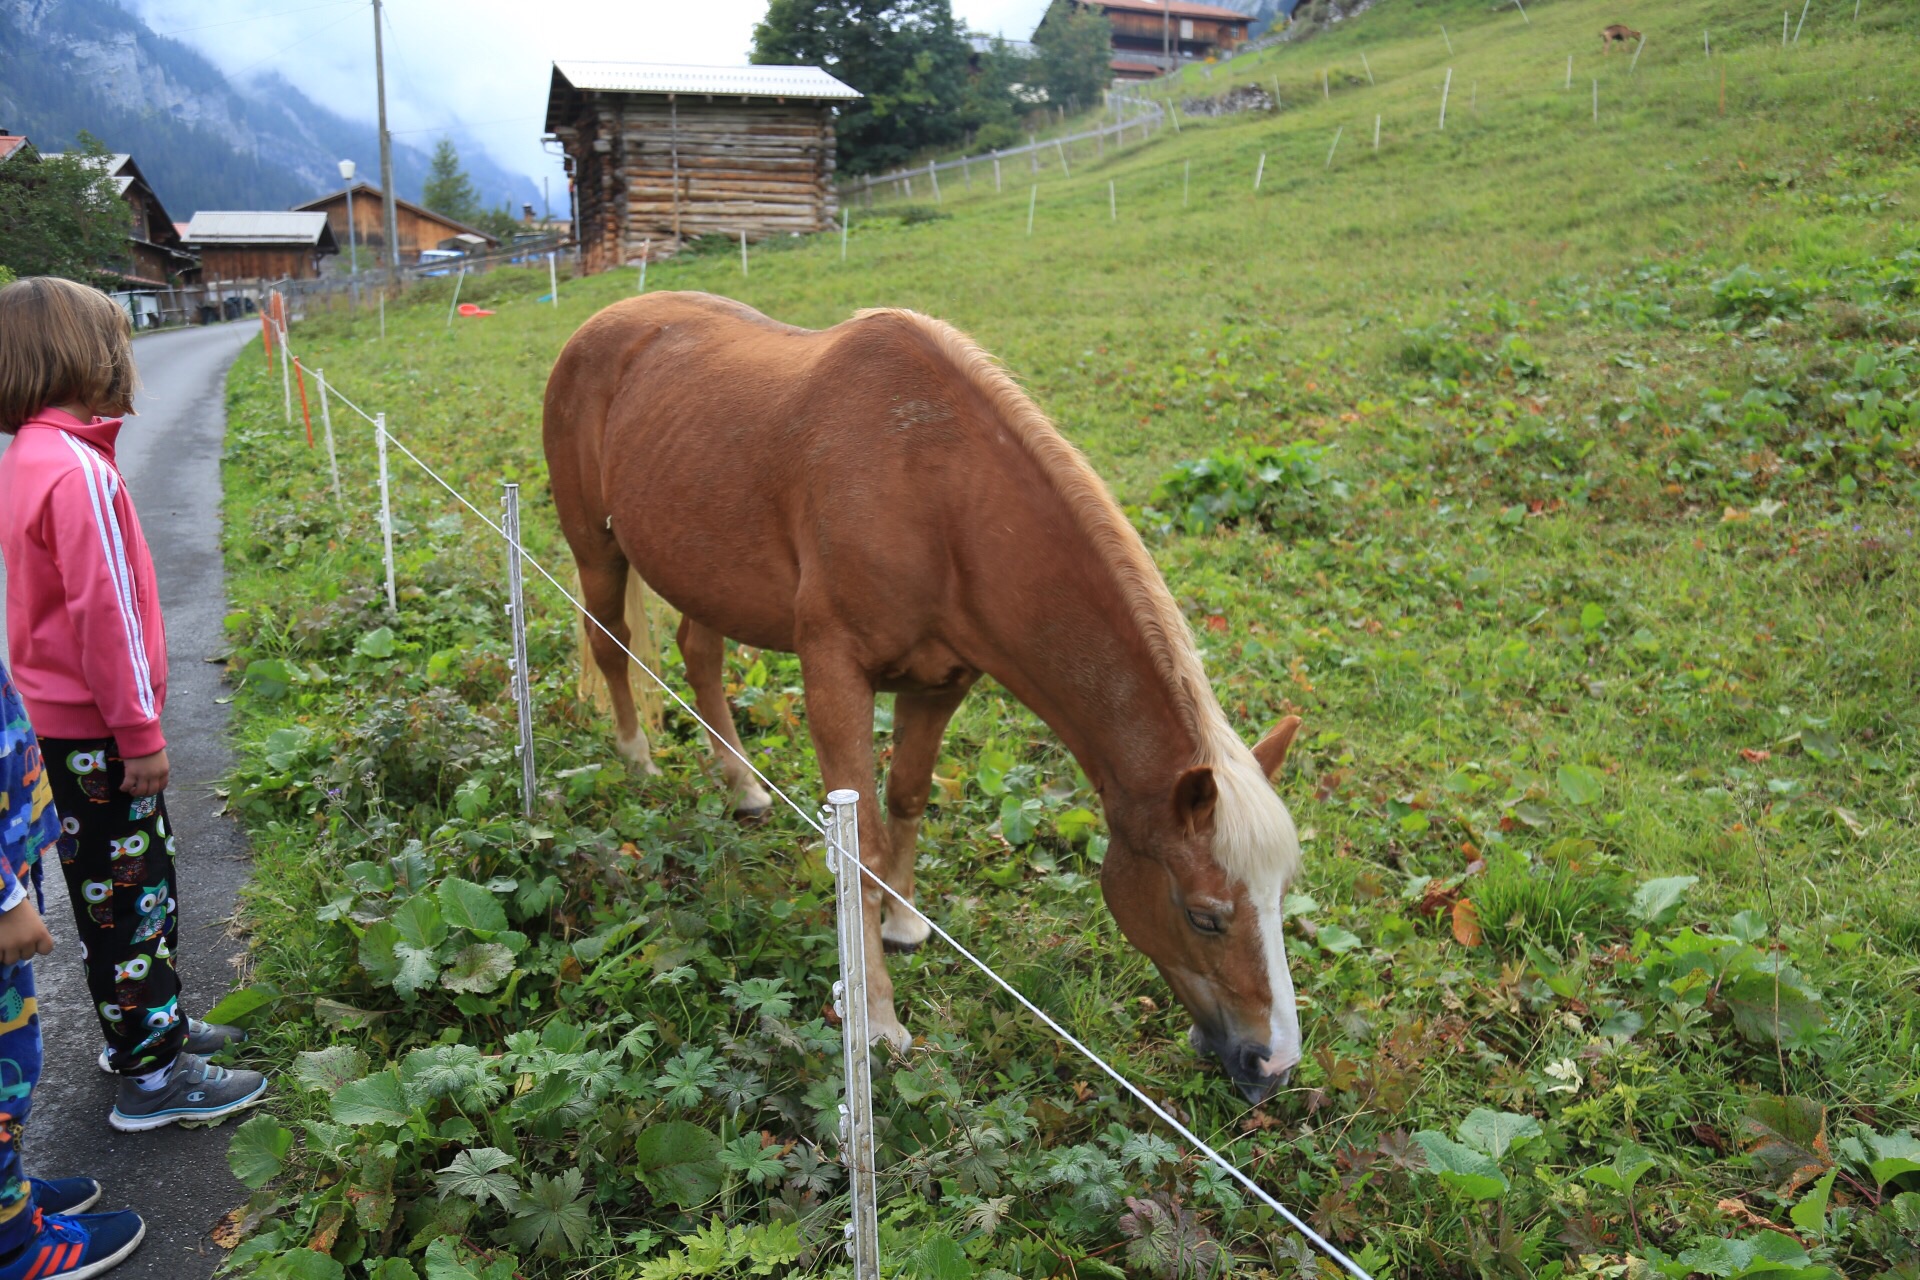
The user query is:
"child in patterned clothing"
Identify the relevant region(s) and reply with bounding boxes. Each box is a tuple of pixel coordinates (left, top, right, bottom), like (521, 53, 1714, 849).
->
(0, 276, 266, 1132)
(0, 659, 146, 1279)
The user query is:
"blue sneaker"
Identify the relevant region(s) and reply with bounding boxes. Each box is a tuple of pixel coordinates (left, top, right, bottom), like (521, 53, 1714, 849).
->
(96, 1019, 243, 1074)
(0, 1209, 144, 1279)
(108, 1053, 267, 1133)
(27, 1179, 100, 1215)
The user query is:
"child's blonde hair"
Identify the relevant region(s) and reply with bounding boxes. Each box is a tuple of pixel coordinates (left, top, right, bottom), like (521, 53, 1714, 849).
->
(0, 276, 136, 434)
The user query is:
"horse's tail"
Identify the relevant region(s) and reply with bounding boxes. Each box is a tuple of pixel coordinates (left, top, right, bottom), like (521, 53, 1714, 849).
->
(574, 567, 661, 728)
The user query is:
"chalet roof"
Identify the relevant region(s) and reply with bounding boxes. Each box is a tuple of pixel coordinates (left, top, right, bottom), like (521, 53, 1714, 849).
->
(292, 182, 502, 246)
(184, 211, 336, 248)
(0, 136, 32, 164)
(41, 151, 135, 193)
(1087, 0, 1250, 20)
(550, 60, 861, 102)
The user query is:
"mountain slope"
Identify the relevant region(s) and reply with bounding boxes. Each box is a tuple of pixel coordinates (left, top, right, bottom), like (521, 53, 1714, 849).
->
(0, 0, 541, 221)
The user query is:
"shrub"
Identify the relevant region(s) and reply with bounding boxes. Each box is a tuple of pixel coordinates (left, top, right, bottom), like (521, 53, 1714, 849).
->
(1145, 440, 1329, 536)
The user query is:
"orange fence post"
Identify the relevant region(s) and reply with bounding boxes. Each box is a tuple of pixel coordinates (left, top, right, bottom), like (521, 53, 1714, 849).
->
(293, 357, 314, 447)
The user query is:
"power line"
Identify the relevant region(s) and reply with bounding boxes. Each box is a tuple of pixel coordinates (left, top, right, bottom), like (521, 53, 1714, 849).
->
(147, 1, 359, 40)
(221, 6, 365, 82)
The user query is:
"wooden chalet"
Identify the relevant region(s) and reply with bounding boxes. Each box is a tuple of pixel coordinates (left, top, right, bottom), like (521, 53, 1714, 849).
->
(292, 182, 501, 264)
(544, 61, 860, 272)
(183, 211, 337, 284)
(22, 146, 198, 287)
(1037, 0, 1251, 79)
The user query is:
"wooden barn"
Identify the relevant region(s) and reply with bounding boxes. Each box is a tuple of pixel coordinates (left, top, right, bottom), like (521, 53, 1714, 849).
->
(1037, 0, 1252, 78)
(292, 182, 501, 264)
(183, 212, 337, 284)
(544, 61, 860, 273)
(23, 146, 198, 287)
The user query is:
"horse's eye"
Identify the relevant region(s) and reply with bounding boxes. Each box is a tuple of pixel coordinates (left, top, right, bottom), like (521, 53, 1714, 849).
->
(1186, 910, 1224, 935)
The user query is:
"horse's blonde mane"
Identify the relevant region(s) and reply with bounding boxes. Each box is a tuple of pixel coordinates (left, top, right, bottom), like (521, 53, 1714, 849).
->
(857, 308, 1302, 886)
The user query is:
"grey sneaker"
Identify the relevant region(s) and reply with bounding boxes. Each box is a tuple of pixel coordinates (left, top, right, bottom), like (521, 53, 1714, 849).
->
(108, 1053, 267, 1133)
(96, 1019, 244, 1074)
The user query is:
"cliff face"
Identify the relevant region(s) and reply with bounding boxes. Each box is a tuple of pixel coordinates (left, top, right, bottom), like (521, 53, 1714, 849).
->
(0, 0, 539, 219)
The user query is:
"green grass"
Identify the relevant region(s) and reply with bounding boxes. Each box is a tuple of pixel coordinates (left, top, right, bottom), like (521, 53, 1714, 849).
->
(212, 2, 1920, 1277)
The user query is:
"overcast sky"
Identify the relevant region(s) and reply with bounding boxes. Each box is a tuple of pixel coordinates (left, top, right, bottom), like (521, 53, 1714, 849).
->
(128, 0, 1053, 205)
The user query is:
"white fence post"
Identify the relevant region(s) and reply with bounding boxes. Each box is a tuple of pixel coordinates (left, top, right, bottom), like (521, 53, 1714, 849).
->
(640, 238, 650, 293)
(929, 160, 941, 204)
(375, 412, 397, 614)
(825, 789, 880, 1280)
(1253, 152, 1265, 190)
(1326, 126, 1343, 168)
(316, 368, 341, 504)
(446, 265, 466, 327)
(502, 482, 538, 819)
(549, 252, 559, 307)
(841, 209, 849, 262)
(278, 318, 292, 424)
(993, 152, 1002, 191)
(740, 230, 749, 277)
(1440, 68, 1453, 129)
(1027, 184, 1037, 235)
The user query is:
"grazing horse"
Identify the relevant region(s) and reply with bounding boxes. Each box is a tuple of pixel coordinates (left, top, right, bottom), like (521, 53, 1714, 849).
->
(543, 293, 1310, 1102)
(1601, 23, 1641, 51)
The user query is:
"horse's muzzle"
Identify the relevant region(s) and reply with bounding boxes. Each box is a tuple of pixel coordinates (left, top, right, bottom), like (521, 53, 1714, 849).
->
(1219, 1037, 1289, 1105)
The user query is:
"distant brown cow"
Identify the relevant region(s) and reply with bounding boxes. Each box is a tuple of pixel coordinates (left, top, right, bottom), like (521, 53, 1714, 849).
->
(1601, 23, 1642, 51)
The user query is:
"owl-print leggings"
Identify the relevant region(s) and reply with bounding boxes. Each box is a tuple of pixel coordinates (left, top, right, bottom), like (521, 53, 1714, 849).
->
(40, 736, 185, 1075)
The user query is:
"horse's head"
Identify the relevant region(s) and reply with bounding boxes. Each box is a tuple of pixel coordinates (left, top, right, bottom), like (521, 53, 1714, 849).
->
(1100, 716, 1305, 1105)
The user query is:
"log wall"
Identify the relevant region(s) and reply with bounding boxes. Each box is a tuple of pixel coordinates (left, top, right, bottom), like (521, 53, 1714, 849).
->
(564, 94, 839, 275)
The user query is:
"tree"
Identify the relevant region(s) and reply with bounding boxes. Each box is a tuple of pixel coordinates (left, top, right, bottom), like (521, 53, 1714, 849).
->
(960, 36, 1036, 151)
(0, 133, 131, 285)
(422, 138, 480, 225)
(752, 0, 972, 176)
(1033, 0, 1114, 114)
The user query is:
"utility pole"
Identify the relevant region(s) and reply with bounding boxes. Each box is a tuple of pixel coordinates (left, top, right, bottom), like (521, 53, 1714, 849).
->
(373, 0, 400, 273)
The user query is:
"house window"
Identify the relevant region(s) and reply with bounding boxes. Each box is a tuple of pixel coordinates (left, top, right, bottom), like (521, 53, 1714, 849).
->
(1179, 18, 1194, 38)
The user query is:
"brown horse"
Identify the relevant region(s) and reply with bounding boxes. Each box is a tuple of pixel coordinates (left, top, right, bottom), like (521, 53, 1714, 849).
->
(543, 292, 1309, 1102)
(1601, 23, 1641, 51)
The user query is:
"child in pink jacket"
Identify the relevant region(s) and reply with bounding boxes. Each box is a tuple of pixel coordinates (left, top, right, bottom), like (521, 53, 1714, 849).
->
(0, 276, 265, 1133)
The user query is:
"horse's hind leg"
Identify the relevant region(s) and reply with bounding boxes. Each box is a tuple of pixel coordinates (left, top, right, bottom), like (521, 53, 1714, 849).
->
(579, 556, 660, 775)
(676, 615, 774, 819)
(882, 681, 975, 952)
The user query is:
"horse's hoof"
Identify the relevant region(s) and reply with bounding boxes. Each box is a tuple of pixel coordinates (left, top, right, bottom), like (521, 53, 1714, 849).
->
(882, 912, 932, 953)
(732, 804, 772, 826)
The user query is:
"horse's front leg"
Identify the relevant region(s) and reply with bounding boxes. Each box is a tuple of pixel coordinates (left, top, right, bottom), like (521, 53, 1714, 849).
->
(799, 646, 908, 1051)
(882, 682, 976, 952)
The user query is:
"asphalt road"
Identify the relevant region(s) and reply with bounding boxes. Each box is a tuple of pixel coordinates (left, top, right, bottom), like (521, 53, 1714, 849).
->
(1, 320, 259, 1277)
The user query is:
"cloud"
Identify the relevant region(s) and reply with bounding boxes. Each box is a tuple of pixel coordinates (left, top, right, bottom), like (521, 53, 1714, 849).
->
(126, 0, 1055, 199)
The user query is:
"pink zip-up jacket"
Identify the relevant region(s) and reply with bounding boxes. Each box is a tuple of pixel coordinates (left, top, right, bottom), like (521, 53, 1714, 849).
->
(0, 409, 168, 757)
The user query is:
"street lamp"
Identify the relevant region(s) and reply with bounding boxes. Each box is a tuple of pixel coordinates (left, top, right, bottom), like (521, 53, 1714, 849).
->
(339, 158, 361, 307)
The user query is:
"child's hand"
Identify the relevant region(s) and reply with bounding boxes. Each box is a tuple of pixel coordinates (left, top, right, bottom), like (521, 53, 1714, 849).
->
(122, 748, 170, 797)
(0, 897, 55, 967)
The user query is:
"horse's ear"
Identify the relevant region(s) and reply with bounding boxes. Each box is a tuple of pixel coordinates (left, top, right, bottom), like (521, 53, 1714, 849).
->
(1251, 715, 1303, 781)
(1172, 766, 1219, 836)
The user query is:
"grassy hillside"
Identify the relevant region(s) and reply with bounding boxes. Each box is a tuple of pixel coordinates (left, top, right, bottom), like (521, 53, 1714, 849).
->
(211, 2, 1920, 1277)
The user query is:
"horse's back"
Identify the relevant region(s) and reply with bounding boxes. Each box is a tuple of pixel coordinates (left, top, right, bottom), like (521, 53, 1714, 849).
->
(545, 294, 984, 653)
